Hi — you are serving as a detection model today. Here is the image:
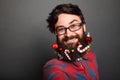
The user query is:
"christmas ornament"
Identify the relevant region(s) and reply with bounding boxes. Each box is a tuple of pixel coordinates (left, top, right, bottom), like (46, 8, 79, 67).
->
(52, 43, 58, 49)
(86, 32, 92, 44)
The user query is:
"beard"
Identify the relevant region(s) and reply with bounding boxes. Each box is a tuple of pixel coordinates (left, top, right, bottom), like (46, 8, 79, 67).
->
(56, 32, 88, 62)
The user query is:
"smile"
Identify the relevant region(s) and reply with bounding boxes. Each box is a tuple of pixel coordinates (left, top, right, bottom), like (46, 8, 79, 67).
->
(65, 38, 78, 44)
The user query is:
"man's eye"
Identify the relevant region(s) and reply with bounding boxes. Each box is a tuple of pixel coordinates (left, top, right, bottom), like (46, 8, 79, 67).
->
(57, 28, 65, 31)
(70, 24, 79, 29)
(70, 25, 76, 28)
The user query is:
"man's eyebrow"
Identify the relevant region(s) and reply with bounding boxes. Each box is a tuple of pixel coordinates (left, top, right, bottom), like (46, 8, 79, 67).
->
(69, 19, 79, 24)
(55, 25, 65, 29)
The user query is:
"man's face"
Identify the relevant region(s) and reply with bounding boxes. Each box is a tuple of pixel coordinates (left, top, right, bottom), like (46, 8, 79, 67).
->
(55, 13, 86, 49)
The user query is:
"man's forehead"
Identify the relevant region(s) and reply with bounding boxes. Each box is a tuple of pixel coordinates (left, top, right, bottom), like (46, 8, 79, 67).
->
(69, 19, 81, 24)
(55, 14, 81, 25)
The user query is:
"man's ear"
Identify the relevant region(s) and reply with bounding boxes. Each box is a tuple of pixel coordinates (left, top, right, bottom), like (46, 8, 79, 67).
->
(83, 24, 86, 32)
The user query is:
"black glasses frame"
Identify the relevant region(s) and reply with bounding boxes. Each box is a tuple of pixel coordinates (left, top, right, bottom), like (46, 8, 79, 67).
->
(55, 23, 83, 35)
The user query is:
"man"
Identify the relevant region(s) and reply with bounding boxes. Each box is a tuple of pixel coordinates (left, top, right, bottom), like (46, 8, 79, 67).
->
(43, 3, 99, 80)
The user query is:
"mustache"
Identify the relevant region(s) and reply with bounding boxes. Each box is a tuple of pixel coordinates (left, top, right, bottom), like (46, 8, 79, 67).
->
(62, 35, 79, 42)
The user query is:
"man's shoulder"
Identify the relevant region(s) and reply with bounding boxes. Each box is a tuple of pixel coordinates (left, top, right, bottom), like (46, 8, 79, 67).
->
(84, 50, 97, 61)
(44, 58, 65, 69)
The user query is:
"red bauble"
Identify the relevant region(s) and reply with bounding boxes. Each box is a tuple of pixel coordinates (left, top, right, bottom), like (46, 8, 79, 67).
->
(86, 32, 92, 44)
(52, 43, 58, 49)
(86, 36, 92, 44)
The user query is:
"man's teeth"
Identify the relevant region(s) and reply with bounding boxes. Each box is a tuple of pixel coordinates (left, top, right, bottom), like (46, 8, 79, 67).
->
(67, 38, 77, 42)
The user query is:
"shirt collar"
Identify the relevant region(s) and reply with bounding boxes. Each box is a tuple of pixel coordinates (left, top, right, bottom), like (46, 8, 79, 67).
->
(82, 49, 95, 61)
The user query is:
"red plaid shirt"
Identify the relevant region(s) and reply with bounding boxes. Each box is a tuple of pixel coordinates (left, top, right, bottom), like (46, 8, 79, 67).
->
(43, 50, 99, 80)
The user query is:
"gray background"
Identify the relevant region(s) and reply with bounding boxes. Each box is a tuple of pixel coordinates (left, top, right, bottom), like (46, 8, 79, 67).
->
(0, 0, 120, 80)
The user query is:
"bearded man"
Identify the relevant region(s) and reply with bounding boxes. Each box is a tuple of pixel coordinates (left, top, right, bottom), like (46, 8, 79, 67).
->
(43, 3, 99, 80)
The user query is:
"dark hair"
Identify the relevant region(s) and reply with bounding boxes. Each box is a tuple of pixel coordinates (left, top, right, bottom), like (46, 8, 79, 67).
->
(47, 3, 86, 33)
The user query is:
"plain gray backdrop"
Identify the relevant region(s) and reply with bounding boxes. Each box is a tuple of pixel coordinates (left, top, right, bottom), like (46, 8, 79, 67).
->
(0, 0, 120, 80)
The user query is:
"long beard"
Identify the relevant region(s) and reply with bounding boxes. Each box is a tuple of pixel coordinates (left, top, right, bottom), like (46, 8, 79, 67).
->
(56, 33, 88, 62)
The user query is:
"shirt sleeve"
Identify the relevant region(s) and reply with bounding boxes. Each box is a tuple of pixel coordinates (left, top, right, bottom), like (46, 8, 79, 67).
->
(43, 62, 69, 80)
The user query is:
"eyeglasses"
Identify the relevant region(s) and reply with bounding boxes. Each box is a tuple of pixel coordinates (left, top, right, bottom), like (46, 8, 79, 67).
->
(55, 23, 83, 35)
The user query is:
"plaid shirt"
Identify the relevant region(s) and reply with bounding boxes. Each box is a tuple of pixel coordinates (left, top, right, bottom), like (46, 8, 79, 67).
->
(43, 50, 99, 80)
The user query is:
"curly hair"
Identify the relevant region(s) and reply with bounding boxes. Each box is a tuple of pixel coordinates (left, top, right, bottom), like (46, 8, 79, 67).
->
(47, 3, 86, 33)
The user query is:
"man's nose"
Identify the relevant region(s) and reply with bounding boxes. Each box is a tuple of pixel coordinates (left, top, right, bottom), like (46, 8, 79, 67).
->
(64, 29, 73, 37)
